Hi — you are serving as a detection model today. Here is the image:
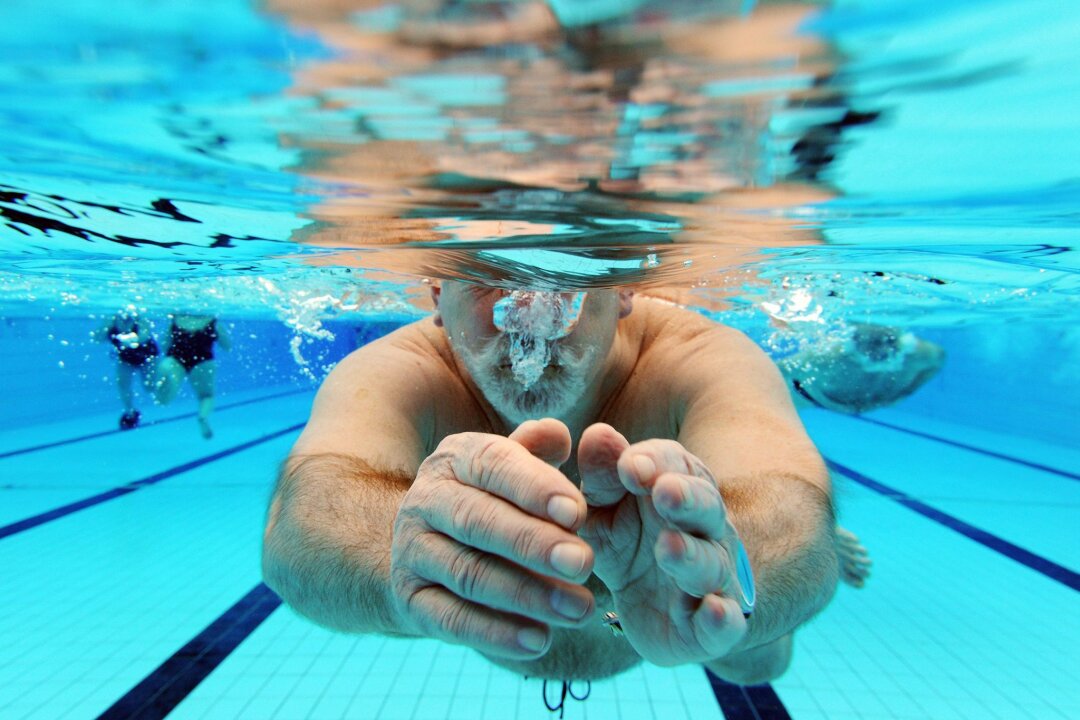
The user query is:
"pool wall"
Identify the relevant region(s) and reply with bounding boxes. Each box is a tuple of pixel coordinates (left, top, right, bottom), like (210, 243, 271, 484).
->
(1, 314, 1076, 448)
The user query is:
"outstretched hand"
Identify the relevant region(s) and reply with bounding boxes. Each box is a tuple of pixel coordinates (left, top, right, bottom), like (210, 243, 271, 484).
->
(577, 423, 752, 666)
(389, 419, 596, 661)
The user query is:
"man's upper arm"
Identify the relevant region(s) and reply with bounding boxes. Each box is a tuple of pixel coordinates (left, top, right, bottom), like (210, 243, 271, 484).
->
(289, 330, 436, 477)
(670, 327, 828, 493)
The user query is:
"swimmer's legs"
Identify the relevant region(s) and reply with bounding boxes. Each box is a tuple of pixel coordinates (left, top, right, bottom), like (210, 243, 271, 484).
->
(836, 526, 872, 588)
(116, 362, 142, 429)
(153, 356, 186, 405)
(189, 361, 216, 439)
(116, 362, 136, 413)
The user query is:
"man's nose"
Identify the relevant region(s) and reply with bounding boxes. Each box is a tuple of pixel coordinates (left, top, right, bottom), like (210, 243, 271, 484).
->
(493, 291, 586, 339)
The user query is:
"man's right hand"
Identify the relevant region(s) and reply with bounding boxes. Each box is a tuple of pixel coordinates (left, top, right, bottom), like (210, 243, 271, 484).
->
(389, 419, 595, 659)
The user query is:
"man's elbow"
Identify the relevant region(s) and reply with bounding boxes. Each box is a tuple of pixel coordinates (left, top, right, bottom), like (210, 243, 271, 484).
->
(260, 505, 296, 604)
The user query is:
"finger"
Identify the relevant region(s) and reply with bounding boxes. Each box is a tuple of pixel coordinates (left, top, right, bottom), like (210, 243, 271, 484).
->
(841, 572, 866, 588)
(651, 472, 728, 538)
(668, 592, 746, 660)
(691, 593, 748, 657)
(509, 418, 572, 468)
(425, 483, 594, 583)
(617, 439, 712, 495)
(407, 585, 552, 659)
(577, 423, 631, 507)
(437, 433, 586, 530)
(655, 529, 734, 598)
(409, 531, 595, 626)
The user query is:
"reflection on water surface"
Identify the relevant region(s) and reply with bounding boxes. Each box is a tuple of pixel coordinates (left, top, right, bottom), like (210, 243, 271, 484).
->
(0, 0, 1077, 341)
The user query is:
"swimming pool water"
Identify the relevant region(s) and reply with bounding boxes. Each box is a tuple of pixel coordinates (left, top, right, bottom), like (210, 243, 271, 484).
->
(1, 0, 1078, 718)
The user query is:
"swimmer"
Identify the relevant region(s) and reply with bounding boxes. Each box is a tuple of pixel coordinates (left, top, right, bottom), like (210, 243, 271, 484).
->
(154, 313, 231, 439)
(780, 323, 946, 415)
(93, 306, 161, 430)
(264, 283, 841, 686)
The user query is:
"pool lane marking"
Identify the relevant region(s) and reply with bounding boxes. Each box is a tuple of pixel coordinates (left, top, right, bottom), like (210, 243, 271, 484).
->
(851, 416, 1079, 482)
(99, 586, 791, 720)
(705, 669, 792, 720)
(96, 583, 282, 720)
(0, 422, 304, 541)
(0, 387, 312, 461)
(826, 458, 1080, 592)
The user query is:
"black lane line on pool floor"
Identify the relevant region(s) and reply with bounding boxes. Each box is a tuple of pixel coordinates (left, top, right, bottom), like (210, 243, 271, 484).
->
(0, 422, 304, 541)
(0, 387, 312, 461)
(97, 583, 282, 720)
(705, 669, 792, 720)
(826, 458, 1080, 592)
(101, 589, 790, 720)
(852, 415, 1079, 482)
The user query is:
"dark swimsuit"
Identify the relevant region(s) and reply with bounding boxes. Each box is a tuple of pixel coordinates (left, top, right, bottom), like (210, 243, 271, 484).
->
(108, 322, 159, 368)
(166, 320, 217, 372)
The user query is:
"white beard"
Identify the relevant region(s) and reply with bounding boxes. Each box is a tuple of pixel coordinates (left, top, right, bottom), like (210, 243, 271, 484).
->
(456, 335, 598, 427)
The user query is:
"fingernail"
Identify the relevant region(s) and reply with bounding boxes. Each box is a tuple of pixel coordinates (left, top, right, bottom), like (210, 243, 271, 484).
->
(547, 495, 579, 529)
(551, 588, 591, 620)
(550, 542, 587, 578)
(518, 627, 548, 652)
(633, 455, 655, 482)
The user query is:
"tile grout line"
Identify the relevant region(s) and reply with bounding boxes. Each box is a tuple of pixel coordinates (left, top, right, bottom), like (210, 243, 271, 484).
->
(0, 387, 312, 461)
(826, 457, 1080, 592)
(0, 422, 305, 541)
(96, 583, 283, 720)
(850, 415, 1079, 482)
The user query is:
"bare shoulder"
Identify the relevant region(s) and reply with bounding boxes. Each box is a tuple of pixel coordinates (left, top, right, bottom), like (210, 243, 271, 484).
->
(608, 297, 783, 439)
(633, 296, 775, 377)
(626, 296, 824, 483)
(290, 319, 460, 470)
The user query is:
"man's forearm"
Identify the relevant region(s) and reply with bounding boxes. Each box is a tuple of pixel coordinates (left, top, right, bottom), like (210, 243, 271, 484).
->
(262, 453, 414, 636)
(722, 471, 838, 651)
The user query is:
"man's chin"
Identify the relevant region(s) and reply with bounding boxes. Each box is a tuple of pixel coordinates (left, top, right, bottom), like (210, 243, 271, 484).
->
(491, 379, 575, 425)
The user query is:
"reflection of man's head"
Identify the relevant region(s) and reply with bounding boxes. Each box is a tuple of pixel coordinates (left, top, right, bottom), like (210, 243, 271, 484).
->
(431, 280, 632, 425)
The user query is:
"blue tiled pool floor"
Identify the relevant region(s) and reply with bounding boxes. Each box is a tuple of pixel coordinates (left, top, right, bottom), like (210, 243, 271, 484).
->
(0, 392, 1076, 719)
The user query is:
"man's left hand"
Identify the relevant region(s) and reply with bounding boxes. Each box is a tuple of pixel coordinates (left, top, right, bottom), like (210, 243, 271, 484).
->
(577, 423, 750, 666)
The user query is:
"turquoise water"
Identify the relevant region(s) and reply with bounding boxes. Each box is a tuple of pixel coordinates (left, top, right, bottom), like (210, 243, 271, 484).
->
(1, 0, 1078, 718)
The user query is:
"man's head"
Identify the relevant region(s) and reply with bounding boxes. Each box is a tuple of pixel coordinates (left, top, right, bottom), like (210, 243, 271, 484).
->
(431, 281, 634, 426)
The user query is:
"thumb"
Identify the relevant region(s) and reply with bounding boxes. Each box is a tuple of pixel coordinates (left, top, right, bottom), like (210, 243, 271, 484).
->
(578, 423, 630, 507)
(508, 418, 572, 468)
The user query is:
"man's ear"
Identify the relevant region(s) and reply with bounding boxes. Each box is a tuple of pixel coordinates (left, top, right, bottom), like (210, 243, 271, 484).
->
(617, 289, 634, 319)
(430, 283, 444, 327)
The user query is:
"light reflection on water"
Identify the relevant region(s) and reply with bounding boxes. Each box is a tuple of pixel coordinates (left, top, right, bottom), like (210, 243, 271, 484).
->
(0, 0, 1077, 340)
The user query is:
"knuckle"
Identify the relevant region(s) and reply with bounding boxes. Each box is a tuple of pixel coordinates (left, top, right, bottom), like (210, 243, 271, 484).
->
(450, 494, 500, 547)
(433, 598, 464, 636)
(472, 438, 511, 486)
(448, 545, 487, 599)
(509, 525, 545, 565)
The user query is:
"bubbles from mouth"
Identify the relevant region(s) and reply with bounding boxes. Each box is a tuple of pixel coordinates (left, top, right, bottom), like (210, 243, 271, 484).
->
(493, 291, 585, 389)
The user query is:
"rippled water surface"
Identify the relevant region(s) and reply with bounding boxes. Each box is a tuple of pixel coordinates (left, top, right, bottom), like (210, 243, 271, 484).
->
(2, 0, 1078, 343)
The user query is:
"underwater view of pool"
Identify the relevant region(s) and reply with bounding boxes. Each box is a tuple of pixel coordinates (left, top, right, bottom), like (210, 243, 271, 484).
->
(1, 0, 1077, 718)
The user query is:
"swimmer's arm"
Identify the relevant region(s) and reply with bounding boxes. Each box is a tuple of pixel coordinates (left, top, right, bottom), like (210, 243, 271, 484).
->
(673, 330, 838, 653)
(262, 338, 431, 636)
(215, 322, 232, 352)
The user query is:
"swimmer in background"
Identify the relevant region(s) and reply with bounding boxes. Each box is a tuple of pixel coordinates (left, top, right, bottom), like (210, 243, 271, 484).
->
(154, 313, 231, 439)
(93, 306, 161, 431)
(779, 324, 946, 416)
